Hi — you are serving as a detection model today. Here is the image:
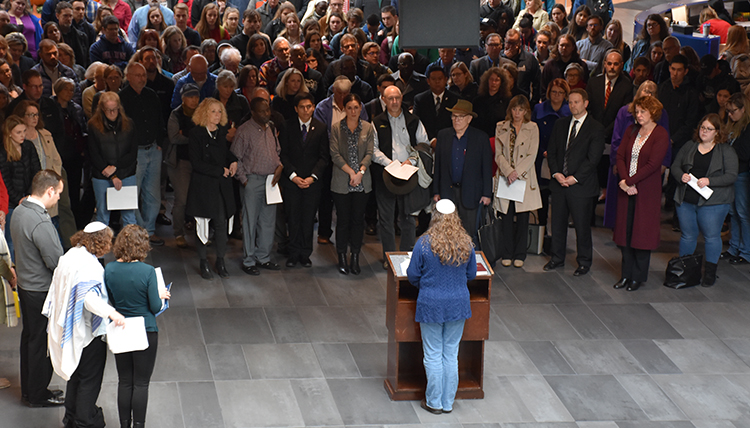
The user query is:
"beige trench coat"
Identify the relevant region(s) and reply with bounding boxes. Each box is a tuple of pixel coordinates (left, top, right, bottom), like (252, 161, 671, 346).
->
(494, 120, 542, 214)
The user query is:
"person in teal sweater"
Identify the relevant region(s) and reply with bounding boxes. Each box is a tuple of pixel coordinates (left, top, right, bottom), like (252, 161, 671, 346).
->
(104, 224, 170, 428)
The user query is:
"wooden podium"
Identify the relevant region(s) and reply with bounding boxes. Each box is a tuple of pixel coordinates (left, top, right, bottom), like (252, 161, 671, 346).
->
(384, 251, 493, 401)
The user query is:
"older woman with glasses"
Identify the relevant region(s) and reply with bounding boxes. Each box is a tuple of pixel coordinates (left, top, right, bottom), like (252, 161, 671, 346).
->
(449, 62, 478, 103)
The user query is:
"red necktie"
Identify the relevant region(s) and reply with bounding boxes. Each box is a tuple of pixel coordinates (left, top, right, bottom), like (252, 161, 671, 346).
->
(605, 81, 612, 108)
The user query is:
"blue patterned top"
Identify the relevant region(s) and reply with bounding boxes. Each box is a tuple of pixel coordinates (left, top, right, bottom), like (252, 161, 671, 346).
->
(341, 119, 365, 193)
(407, 235, 476, 323)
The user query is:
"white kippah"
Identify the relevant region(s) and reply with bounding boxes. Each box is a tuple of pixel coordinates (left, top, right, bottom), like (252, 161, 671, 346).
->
(83, 221, 108, 233)
(436, 199, 456, 215)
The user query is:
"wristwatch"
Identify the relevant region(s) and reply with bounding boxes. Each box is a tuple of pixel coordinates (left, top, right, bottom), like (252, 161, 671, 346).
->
(359, 169, 365, 175)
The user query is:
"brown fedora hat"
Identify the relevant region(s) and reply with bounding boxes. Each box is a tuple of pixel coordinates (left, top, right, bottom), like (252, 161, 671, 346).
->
(445, 99, 478, 118)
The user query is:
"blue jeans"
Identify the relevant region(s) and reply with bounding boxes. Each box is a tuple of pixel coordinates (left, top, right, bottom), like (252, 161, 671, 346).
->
(135, 146, 161, 235)
(676, 202, 731, 263)
(92, 176, 137, 227)
(420, 319, 465, 412)
(729, 172, 750, 260)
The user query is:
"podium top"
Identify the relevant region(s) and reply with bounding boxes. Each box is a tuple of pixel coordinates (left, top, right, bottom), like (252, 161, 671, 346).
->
(386, 251, 493, 278)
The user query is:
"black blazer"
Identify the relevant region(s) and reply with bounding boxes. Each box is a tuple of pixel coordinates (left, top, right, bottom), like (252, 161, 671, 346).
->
(547, 115, 605, 198)
(365, 97, 384, 122)
(279, 117, 330, 183)
(586, 73, 633, 142)
(433, 126, 492, 210)
(413, 89, 461, 140)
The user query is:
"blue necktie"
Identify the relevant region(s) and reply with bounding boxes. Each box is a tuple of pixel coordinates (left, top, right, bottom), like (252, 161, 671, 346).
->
(301, 124, 307, 142)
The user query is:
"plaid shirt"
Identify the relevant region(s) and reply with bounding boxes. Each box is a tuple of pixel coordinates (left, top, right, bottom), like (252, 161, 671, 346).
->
(85, 0, 99, 23)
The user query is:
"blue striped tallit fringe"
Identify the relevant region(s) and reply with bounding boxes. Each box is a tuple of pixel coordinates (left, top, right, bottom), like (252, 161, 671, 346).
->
(62, 280, 103, 346)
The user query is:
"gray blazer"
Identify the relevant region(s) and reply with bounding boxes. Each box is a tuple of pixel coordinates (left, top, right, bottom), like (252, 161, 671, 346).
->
(10, 199, 64, 292)
(330, 119, 374, 194)
(671, 140, 738, 207)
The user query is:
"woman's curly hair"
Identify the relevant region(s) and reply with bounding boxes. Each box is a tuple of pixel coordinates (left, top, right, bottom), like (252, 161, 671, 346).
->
(70, 227, 114, 258)
(113, 224, 151, 262)
(425, 205, 474, 266)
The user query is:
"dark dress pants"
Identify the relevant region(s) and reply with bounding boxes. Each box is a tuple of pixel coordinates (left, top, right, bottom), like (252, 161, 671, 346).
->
(500, 202, 530, 261)
(17, 287, 54, 404)
(284, 180, 321, 259)
(620, 196, 651, 282)
(550, 188, 594, 268)
(376, 186, 416, 259)
(115, 332, 158, 424)
(317, 164, 334, 239)
(63, 337, 107, 428)
(451, 186, 478, 245)
(332, 191, 368, 254)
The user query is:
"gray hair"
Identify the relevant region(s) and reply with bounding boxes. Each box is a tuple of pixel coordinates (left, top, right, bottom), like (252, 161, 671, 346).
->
(332, 75, 352, 93)
(216, 70, 237, 88)
(272, 37, 289, 51)
(220, 46, 241, 64)
(53, 77, 76, 95)
(84, 61, 105, 81)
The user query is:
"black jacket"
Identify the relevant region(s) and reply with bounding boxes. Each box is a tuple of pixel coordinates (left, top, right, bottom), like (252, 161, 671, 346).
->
(280, 117, 329, 183)
(371, 109, 422, 191)
(413, 89, 460, 140)
(433, 126, 492, 210)
(586, 73, 634, 144)
(0, 141, 41, 209)
(547, 114, 605, 198)
(214, 91, 250, 127)
(88, 118, 139, 180)
(658, 79, 703, 152)
(61, 25, 89, 67)
(186, 125, 238, 220)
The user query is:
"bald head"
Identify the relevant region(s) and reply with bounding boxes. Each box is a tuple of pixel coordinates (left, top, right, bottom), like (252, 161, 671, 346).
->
(383, 85, 403, 116)
(189, 54, 209, 83)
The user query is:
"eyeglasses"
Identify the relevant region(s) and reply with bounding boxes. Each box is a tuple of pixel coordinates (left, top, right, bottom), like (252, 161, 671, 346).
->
(726, 107, 739, 115)
(700, 126, 716, 132)
(646, 22, 659, 28)
(24, 113, 38, 118)
(451, 114, 469, 120)
(550, 90, 566, 96)
(103, 108, 119, 114)
(486, 43, 502, 48)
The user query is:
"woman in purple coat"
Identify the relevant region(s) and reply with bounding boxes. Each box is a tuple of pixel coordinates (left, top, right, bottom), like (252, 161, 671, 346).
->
(604, 80, 671, 228)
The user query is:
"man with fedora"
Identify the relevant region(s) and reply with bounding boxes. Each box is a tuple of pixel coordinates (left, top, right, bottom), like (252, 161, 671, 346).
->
(433, 99, 493, 241)
(372, 86, 430, 267)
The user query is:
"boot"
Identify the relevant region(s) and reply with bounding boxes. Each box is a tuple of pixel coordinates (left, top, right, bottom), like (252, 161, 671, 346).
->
(350, 252, 361, 275)
(703, 261, 717, 287)
(120, 420, 131, 428)
(215, 257, 229, 278)
(133, 423, 144, 428)
(200, 259, 213, 280)
(338, 253, 349, 275)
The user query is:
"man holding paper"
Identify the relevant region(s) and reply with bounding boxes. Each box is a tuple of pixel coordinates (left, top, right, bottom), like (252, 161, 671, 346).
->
(372, 86, 430, 266)
(231, 97, 284, 275)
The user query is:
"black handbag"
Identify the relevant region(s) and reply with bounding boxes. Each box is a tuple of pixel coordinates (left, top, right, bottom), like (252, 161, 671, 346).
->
(664, 254, 703, 289)
(477, 206, 503, 266)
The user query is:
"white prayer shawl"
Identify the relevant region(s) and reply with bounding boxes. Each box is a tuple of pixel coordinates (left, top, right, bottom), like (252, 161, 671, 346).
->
(42, 246, 114, 381)
(0, 228, 17, 327)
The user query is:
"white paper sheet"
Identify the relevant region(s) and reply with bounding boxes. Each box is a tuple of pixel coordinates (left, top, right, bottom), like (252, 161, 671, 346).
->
(154, 268, 170, 316)
(384, 160, 419, 181)
(266, 175, 283, 204)
(106, 317, 149, 354)
(495, 178, 526, 202)
(688, 173, 714, 199)
(106, 186, 138, 210)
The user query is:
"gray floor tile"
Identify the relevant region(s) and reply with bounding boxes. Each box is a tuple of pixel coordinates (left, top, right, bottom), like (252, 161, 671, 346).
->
(449, 376, 535, 423)
(555, 304, 615, 340)
(620, 340, 682, 375)
(560, 271, 619, 304)
(243, 343, 324, 379)
(222, 273, 295, 307)
(615, 374, 688, 421)
(484, 341, 541, 376)
(158, 307, 204, 347)
(502, 424, 578, 428)
(651, 303, 718, 339)
(151, 344, 213, 382)
(313, 343, 361, 378)
(554, 340, 645, 375)
(545, 375, 648, 421)
(360, 305, 389, 342)
(186, 273, 230, 308)
(198, 307, 275, 344)
(691, 422, 740, 428)
(518, 341, 576, 375)
(206, 344, 251, 381)
(317, 275, 387, 306)
(682, 303, 750, 339)
(614, 423, 695, 428)
(290, 378, 345, 426)
(0, 386, 62, 427)
(284, 272, 330, 306)
(576, 423, 619, 428)
(327, 378, 420, 425)
(653, 374, 750, 420)
(506, 375, 575, 422)
(722, 339, 750, 367)
(488, 307, 515, 341)
(265, 306, 311, 343)
(494, 305, 581, 341)
(654, 339, 750, 374)
(216, 379, 305, 427)
(588, 304, 683, 340)
(348, 343, 388, 378)
(698, 267, 750, 302)
(500, 272, 582, 305)
(178, 381, 225, 428)
(298, 306, 379, 343)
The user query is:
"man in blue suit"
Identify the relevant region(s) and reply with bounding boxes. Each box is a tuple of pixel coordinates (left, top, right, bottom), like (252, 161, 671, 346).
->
(432, 99, 493, 241)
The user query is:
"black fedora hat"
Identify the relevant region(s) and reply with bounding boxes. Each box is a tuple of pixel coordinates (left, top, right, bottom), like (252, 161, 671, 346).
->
(382, 169, 419, 195)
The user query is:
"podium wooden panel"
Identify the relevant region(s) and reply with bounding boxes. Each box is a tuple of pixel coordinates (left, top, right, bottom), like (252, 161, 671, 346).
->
(384, 251, 493, 401)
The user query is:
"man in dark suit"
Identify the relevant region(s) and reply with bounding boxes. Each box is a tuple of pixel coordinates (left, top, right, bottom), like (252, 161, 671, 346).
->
(413, 65, 460, 141)
(586, 49, 633, 201)
(365, 74, 395, 121)
(544, 89, 605, 276)
(279, 93, 329, 268)
(433, 99, 493, 241)
(469, 33, 513, 83)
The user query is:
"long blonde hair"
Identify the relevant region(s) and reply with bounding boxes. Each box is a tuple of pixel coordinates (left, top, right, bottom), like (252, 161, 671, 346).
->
(425, 207, 473, 266)
(2, 115, 25, 162)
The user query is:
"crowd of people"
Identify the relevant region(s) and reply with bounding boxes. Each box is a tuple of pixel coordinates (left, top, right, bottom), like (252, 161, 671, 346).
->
(2, 0, 750, 422)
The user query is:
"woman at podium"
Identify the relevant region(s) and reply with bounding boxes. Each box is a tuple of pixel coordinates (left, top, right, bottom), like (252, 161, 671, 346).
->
(406, 199, 477, 415)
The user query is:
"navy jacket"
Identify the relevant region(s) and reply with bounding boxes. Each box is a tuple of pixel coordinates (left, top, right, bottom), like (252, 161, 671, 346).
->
(433, 126, 492, 210)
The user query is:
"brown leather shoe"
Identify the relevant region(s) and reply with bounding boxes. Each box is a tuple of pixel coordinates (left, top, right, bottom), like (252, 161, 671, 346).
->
(317, 236, 332, 245)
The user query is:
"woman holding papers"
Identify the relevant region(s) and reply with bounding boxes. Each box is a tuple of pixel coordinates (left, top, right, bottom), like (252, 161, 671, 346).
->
(329, 93, 374, 275)
(87, 92, 139, 228)
(43, 222, 125, 428)
(671, 113, 738, 287)
(494, 95, 542, 268)
(613, 96, 669, 291)
(406, 199, 476, 415)
(722, 93, 750, 266)
(105, 224, 170, 428)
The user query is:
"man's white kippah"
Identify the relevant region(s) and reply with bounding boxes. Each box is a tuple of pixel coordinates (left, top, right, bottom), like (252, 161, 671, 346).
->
(83, 221, 108, 233)
(436, 199, 456, 215)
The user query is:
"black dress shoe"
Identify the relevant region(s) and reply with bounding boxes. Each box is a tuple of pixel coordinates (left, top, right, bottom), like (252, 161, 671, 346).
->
(720, 251, 733, 260)
(156, 213, 172, 225)
(200, 259, 213, 280)
(286, 257, 298, 267)
(215, 258, 229, 278)
(730, 256, 749, 265)
(50, 389, 63, 398)
(338, 253, 349, 275)
(28, 396, 65, 407)
(613, 278, 629, 289)
(257, 261, 281, 270)
(573, 266, 590, 276)
(300, 257, 312, 268)
(350, 252, 361, 275)
(626, 280, 641, 291)
(365, 224, 377, 236)
(543, 260, 564, 271)
(241, 264, 260, 275)
(420, 398, 442, 415)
